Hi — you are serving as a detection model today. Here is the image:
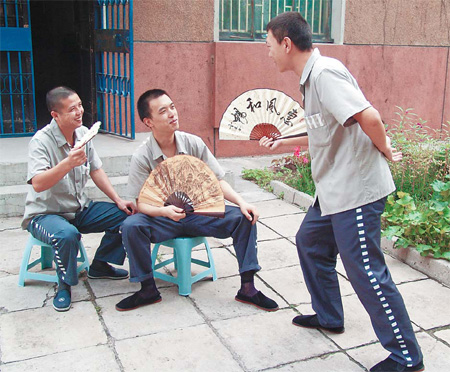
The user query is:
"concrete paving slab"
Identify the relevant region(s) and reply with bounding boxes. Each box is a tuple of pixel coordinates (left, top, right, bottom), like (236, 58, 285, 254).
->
(434, 328, 450, 345)
(253, 198, 305, 219)
(1, 344, 121, 372)
(1, 275, 54, 312)
(116, 324, 243, 372)
(194, 247, 239, 279)
(0, 229, 31, 275)
(257, 221, 283, 241)
(384, 255, 429, 284)
(256, 238, 300, 271)
(259, 265, 355, 306)
(212, 309, 339, 371)
(0, 301, 107, 363)
(190, 276, 283, 321)
(266, 352, 365, 371)
(398, 279, 450, 330)
(260, 214, 304, 238)
(96, 287, 205, 340)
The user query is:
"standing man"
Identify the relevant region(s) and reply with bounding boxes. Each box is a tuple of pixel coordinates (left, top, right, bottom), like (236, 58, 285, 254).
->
(22, 86, 136, 312)
(116, 89, 278, 313)
(260, 12, 423, 372)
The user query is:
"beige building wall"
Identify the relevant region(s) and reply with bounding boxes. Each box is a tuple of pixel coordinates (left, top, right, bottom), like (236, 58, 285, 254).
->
(344, 0, 450, 46)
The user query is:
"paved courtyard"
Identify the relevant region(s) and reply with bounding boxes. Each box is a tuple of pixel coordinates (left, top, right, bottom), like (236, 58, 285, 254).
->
(1, 155, 450, 371)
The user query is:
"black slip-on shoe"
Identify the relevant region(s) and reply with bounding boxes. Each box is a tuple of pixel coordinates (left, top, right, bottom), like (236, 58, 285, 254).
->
(115, 292, 162, 312)
(235, 290, 279, 311)
(292, 314, 345, 334)
(88, 264, 129, 280)
(370, 357, 424, 372)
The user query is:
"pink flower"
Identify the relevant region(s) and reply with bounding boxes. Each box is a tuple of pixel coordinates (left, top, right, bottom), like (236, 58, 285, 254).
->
(294, 146, 301, 158)
(416, 122, 423, 128)
(302, 157, 309, 164)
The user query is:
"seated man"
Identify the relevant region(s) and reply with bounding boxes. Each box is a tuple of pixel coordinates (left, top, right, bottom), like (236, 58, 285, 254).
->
(116, 89, 278, 312)
(22, 86, 136, 312)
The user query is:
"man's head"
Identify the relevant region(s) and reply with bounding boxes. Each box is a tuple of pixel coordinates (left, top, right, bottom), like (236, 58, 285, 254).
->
(137, 89, 178, 134)
(266, 12, 312, 52)
(46, 86, 84, 131)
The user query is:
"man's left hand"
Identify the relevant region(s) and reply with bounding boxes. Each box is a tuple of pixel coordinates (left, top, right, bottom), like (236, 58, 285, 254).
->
(240, 202, 259, 225)
(116, 199, 137, 215)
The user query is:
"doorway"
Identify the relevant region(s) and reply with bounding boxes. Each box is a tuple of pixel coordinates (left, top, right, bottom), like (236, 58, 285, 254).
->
(30, 0, 95, 128)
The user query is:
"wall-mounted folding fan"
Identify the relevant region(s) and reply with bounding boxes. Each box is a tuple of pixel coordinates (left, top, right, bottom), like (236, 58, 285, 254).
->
(219, 88, 306, 140)
(138, 155, 225, 218)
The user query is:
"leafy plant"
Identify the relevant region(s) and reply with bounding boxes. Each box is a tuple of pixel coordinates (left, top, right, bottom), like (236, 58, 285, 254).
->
(241, 168, 275, 192)
(382, 175, 450, 260)
(387, 107, 450, 202)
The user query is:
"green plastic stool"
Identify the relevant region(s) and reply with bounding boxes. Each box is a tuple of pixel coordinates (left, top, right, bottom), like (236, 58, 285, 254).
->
(151, 237, 217, 296)
(18, 235, 90, 287)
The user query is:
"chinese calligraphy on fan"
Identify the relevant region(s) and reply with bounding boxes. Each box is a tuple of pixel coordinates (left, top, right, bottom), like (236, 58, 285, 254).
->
(228, 96, 298, 131)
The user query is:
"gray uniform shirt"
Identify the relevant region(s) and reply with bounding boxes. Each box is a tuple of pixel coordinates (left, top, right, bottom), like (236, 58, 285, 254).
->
(21, 119, 102, 229)
(300, 48, 395, 216)
(127, 131, 226, 200)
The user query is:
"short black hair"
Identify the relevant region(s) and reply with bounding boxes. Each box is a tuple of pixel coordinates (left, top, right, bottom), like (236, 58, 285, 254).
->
(266, 12, 313, 51)
(46, 86, 77, 112)
(137, 89, 170, 121)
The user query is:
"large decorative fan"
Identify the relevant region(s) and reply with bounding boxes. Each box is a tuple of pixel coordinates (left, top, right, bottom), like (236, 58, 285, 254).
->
(219, 88, 306, 141)
(138, 155, 225, 218)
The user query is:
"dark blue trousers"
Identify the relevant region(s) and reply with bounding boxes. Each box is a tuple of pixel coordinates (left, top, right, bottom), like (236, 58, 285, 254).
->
(27, 201, 128, 286)
(296, 198, 422, 367)
(120, 205, 261, 283)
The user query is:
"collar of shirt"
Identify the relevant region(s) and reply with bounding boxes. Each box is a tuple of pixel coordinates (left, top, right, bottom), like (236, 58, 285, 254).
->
(148, 130, 188, 162)
(49, 119, 84, 148)
(300, 48, 321, 87)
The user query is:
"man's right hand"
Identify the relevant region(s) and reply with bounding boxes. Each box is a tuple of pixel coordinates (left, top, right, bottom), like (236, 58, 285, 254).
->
(163, 205, 186, 221)
(67, 145, 87, 168)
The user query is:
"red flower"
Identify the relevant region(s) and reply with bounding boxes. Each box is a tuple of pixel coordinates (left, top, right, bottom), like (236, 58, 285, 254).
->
(294, 146, 301, 158)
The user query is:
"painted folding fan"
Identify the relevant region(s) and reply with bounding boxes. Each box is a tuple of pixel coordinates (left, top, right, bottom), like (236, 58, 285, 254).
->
(219, 88, 306, 141)
(138, 155, 225, 218)
(74, 121, 101, 149)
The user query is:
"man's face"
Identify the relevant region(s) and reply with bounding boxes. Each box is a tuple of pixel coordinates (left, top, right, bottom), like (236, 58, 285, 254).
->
(266, 30, 288, 72)
(52, 94, 84, 131)
(146, 94, 179, 134)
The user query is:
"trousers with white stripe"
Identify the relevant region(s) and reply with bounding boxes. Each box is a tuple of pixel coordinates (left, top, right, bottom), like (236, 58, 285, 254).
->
(26, 201, 128, 286)
(296, 197, 422, 367)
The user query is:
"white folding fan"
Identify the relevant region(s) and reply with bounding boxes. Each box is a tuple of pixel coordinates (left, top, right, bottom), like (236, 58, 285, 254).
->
(219, 89, 306, 140)
(74, 121, 101, 149)
(138, 155, 225, 218)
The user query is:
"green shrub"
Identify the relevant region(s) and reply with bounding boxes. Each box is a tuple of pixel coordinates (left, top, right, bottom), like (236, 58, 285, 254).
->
(382, 175, 450, 259)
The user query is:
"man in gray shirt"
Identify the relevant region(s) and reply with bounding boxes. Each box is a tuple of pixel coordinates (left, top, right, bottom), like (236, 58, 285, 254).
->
(260, 12, 423, 372)
(22, 86, 136, 312)
(116, 89, 278, 313)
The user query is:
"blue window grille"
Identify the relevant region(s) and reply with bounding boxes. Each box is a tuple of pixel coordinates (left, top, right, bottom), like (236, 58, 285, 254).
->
(219, 0, 333, 42)
(94, 0, 134, 139)
(0, 0, 37, 137)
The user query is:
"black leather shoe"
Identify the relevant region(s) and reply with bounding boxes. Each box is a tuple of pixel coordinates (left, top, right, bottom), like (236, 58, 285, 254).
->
(370, 357, 424, 372)
(235, 290, 279, 311)
(292, 314, 345, 334)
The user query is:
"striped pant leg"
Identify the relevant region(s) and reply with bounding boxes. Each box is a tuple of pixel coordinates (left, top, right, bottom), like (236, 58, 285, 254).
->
(332, 198, 423, 367)
(27, 215, 81, 286)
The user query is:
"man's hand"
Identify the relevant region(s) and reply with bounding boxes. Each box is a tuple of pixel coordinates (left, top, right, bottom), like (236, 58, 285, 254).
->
(259, 136, 280, 150)
(383, 136, 403, 162)
(67, 145, 87, 168)
(163, 205, 186, 222)
(239, 201, 259, 225)
(116, 198, 137, 215)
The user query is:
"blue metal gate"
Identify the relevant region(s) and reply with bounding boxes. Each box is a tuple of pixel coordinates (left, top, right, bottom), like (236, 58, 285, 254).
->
(94, 0, 134, 139)
(0, 0, 37, 137)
